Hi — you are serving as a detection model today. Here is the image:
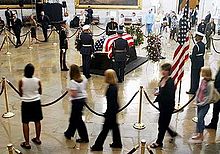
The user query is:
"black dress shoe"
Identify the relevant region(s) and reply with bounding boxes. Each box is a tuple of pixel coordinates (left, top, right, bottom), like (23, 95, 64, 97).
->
(76, 139, 89, 143)
(186, 91, 196, 95)
(109, 143, 122, 148)
(205, 124, 217, 130)
(90, 145, 103, 151)
(64, 132, 71, 140)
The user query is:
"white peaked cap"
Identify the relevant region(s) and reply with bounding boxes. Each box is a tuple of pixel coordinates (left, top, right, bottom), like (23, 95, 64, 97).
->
(195, 31, 205, 37)
(82, 25, 90, 30)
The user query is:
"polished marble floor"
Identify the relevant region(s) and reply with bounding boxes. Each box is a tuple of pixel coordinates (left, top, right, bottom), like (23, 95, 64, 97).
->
(0, 26, 220, 154)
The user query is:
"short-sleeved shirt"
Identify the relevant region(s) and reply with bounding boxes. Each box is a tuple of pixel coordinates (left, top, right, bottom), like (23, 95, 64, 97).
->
(68, 76, 87, 101)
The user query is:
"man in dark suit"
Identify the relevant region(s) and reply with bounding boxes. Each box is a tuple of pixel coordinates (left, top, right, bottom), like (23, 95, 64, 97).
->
(205, 18, 216, 50)
(112, 30, 129, 83)
(11, 14, 23, 48)
(5, 7, 13, 30)
(59, 21, 69, 71)
(206, 68, 220, 130)
(38, 11, 50, 42)
(186, 32, 205, 95)
(86, 6, 93, 24)
(78, 25, 94, 79)
(106, 18, 118, 36)
(197, 19, 206, 34)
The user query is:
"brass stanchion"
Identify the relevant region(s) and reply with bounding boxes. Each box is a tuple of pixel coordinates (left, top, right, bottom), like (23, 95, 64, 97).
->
(7, 144, 22, 154)
(192, 116, 198, 123)
(141, 139, 146, 154)
(2, 77, 15, 118)
(52, 27, 57, 46)
(4, 29, 11, 55)
(133, 86, 146, 130)
(7, 144, 13, 154)
(27, 31, 33, 49)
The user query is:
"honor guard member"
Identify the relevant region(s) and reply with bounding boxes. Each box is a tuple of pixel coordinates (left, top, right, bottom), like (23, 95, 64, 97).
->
(79, 25, 94, 79)
(112, 29, 129, 83)
(59, 21, 69, 71)
(106, 17, 118, 36)
(186, 32, 205, 95)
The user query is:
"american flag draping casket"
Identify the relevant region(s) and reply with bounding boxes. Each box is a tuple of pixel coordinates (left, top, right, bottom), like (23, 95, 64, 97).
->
(102, 33, 135, 58)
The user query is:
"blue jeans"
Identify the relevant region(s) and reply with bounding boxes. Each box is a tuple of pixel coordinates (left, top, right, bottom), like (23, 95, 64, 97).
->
(197, 104, 210, 133)
(146, 24, 153, 34)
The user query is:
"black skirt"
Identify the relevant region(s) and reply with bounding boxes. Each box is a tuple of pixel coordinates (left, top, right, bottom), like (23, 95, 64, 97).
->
(21, 100, 43, 123)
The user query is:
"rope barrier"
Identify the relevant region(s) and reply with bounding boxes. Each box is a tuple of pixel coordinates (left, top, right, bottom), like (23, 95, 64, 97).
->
(143, 90, 196, 114)
(36, 29, 54, 42)
(67, 29, 79, 39)
(41, 91, 68, 107)
(92, 30, 106, 37)
(0, 36, 6, 51)
(0, 81, 4, 96)
(211, 38, 220, 54)
(95, 25, 105, 31)
(6, 80, 68, 107)
(6, 28, 31, 38)
(84, 90, 139, 117)
(7, 31, 29, 47)
(0, 27, 5, 34)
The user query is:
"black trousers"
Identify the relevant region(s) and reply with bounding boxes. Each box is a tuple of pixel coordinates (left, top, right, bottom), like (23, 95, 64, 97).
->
(42, 27, 48, 41)
(93, 115, 122, 148)
(82, 54, 91, 78)
(15, 32, 21, 46)
(65, 99, 89, 140)
(209, 100, 220, 127)
(60, 49, 68, 69)
(206, 35, 211, 49)
(189, 68, 201, 93)
(114, 61, 126, 82)
(156, 111, 176, 145)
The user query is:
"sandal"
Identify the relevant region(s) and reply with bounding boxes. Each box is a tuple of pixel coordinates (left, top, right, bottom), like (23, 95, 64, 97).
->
(32, 138, 42, 145)
(20, 142, 31, 149)
(150, 143, 163, 148)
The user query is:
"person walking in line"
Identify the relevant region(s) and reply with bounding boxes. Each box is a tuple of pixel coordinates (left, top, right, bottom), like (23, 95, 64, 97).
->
(91, 69, 122, 151)
(64, 64, 89, 143)
(205, 67, 220, 130)
(38, 11, 50, 42)
(19, 63, 43, 149)
(11, 14, 22, 48)
(30, 14, 38, 43)
(146, 9, 155, 35)
(191, 67, 213, 143)
(205, 18, 216, 50)
(150, 63, 177, 148)
(197, 19, 206, 34)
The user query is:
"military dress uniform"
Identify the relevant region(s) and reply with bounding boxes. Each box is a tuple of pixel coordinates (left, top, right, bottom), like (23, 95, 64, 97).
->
(112, 37, 129, 83)
(106, 21, 118, 36)
(188, 40, 205, 94)
(59, 25, 68, 71)
(79, 30, 94, 79)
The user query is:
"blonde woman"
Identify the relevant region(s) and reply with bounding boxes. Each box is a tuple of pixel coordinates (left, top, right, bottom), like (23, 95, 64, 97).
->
(191, 67, 213, 142)
(91, 69, 122, 151)
(64, 64, 89, 143)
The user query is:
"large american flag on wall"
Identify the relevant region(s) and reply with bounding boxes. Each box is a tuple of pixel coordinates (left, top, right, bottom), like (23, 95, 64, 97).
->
(102, 33, 134, 58)
(171, 0, 190, 87)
